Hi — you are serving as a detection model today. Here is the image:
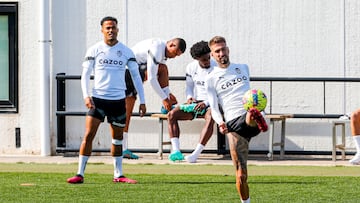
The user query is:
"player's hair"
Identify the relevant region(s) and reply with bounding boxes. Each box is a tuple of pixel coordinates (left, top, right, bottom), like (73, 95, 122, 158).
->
(100, 16, 118, 26)
(190, 41, 210, 59)
(209, 36, 226, 47)
(174, 38, 187, 53)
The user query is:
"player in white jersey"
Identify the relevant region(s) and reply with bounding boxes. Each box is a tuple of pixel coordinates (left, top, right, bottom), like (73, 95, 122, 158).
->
(121, 38, 186, 159)
(206, 36, 268, 203)
(67, 16, 146, 184)
(167, 41, 216, 162)
(131, 37, 186, 110)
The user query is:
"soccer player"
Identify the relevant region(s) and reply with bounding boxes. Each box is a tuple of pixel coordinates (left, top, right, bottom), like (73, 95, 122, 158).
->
(206, 36, 268, 202)
(349, 108, 360, 164)
(67, 16, 146, 184)
(121, 37, 186, 159)
(167, 41, 216, 162)
(131, 37, 186, 111)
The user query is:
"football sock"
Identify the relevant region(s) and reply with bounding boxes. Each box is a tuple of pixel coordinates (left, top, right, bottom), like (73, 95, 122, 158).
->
(353, 136, 360, 154)
(191, 143, 205, 158)
(113, 156, 123, 178)
(170, 137, 180, 152)
(123, 132, 128, 151)
(77, 155, 89, 177)
(241, 197, 250, 203)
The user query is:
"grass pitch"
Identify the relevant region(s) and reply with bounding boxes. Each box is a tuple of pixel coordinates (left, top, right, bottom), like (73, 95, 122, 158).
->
(0, 163, 359, 202)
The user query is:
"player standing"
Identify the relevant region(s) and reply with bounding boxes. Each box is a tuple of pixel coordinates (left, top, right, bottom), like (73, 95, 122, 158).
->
(67, 16, 146, 184)
(206, 36, 268, 202)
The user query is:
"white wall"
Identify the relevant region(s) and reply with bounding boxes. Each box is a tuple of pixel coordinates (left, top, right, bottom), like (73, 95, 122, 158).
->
(1, 0, 360, 155)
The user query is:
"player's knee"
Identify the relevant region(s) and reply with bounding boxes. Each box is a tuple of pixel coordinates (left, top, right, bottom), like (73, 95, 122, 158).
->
(112, 139, 123, 156)
(112, 139, 122, 146)
(237, 171, 248, 183)
(83, 133, 96, 143)
(167, 110, 177, 122)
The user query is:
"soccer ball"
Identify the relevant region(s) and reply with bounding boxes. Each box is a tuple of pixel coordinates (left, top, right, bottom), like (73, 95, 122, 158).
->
(242, 89, 267, 111)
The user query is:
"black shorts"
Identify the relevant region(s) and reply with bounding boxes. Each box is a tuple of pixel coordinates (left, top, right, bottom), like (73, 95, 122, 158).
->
(226, 113, 261, 141)
(87, 97, 126, 127)
(125, 68, 146, 97)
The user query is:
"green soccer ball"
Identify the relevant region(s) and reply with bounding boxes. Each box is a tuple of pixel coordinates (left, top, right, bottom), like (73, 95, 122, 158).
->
(242, 89, 267, 111)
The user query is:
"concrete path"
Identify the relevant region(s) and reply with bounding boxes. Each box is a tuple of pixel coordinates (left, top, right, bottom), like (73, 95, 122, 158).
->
(0, 153, 354, 167)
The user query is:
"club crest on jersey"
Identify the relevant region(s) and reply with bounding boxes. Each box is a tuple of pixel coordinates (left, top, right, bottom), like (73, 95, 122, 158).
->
(117, 50, 122, 57)
(235, 67, 241, 74)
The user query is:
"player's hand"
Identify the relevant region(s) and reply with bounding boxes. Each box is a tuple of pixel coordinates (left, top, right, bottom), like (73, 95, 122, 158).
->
(162, 98, 171, 111)
(84, 97, 95, 109)
(219, 122, 228, 134)
(194, 102, 206, 112)
(187, 97, 196, 104)
(139, 104, 146, 117)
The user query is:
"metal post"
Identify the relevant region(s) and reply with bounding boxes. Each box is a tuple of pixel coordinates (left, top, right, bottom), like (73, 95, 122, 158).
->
(56, 73, 66, 148)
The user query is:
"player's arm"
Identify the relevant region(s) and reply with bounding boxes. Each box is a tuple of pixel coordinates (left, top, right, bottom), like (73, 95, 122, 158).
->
(80, 51, 95, 109)
(147, 49, 168, 100)
(206, 77, 225, 126)
(185, 66, 196, 104)
(127, 58, 146, 116)
(128, 58, 145, 104)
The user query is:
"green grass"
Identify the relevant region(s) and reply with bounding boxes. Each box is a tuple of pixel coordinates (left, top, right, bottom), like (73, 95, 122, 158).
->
(0, 163, 360, 202)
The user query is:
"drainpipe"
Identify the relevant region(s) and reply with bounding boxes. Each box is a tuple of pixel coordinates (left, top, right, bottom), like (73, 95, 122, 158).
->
(342, 0, 347, 115)
(123, 0, 128, 45)
(39, 0, 51, 156)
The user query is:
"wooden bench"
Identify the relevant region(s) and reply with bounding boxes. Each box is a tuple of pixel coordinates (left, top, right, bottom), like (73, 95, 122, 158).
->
(151, 113, 293, 160)
(151, 114, 171, 159)
(266, 114, 293, 160)
(332, 119, 354, 161)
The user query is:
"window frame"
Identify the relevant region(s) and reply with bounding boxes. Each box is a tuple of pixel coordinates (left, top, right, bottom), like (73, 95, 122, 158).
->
(0, 3, 18, 113)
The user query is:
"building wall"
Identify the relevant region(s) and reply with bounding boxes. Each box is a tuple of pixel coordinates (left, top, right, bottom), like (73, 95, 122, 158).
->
(0, 0, 359, 155)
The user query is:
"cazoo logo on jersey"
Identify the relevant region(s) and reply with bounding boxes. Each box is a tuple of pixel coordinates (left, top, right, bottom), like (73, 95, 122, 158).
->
(98, 58, 124, 65)
(221, 76, 248, 89)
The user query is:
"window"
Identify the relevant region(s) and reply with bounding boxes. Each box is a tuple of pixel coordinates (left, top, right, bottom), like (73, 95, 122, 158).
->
(0, 3, 18, 113)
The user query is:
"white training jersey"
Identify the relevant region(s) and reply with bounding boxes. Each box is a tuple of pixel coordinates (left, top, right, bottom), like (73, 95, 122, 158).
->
(81, 41, 145, 104)
(185, 59, 216, 106)
(131, 38, 169, 100)
(206, 63, 250, 124)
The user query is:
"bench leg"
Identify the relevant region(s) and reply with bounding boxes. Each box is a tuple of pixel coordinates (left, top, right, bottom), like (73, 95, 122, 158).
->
(268, 120, 275, 160)
(341, 124, 346, 160)
(332, 122, 347, 161)
(158, 119, 164, 160)
(332, 123, 337, 161)
(280, 119, 286, 159)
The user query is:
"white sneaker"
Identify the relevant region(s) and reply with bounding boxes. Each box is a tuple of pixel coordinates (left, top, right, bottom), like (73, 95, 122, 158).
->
(185, 155, 197, 163)
(349, 153, 360, 165)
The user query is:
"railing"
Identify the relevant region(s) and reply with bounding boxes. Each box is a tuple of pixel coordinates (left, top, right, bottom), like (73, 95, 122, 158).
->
(55, 73, 360, 153)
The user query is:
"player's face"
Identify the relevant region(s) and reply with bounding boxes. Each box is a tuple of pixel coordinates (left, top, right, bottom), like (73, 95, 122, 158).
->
(101, 20, 118, 45)
(210, 42, 229, 67)
(197, 53, 211, 69)
(166, 40, 183, 58)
